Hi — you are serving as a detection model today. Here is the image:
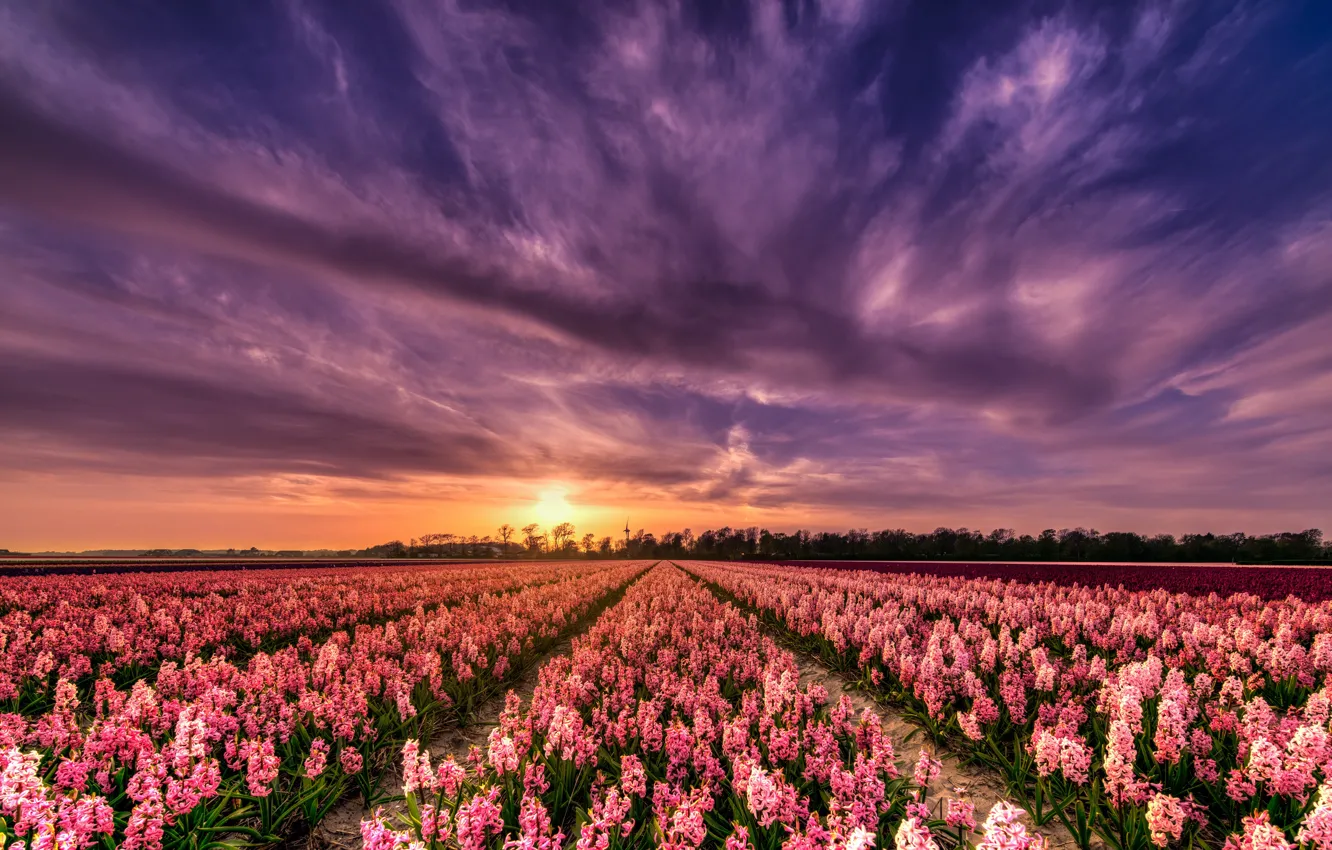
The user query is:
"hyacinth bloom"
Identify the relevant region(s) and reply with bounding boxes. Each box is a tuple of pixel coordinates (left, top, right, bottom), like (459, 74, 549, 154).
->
(1300, 784, 1332, 850)
(975, 801, 1048, 850)
(1224, 812, 1296, 850)
(685, 559, 1332, 849)
(913, 751, 943, 789)
(0, 747, 116, 848)
(1144, 793, 1187, 847)
(946, 799, 977, 831)
(895, 815, 938, 850)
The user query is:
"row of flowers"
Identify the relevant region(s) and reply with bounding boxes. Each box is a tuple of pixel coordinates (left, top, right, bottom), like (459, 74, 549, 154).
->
(0, 562, 598, 708)
(794, 562, 1332, 604)
(364, 562, 1050, 850)
(680, 561, 1332, 850)
(0, 561, 650, 848)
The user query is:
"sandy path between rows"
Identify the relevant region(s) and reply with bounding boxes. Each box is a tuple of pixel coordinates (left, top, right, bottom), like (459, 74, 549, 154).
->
(790, 653, 1095, 850)
(307, 637, 575, 848)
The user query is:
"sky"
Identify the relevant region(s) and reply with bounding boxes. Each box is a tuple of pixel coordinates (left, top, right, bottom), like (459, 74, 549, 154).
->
(1, 0, 1330, 550)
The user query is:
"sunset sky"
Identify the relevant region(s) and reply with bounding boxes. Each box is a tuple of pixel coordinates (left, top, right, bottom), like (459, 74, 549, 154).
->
(1, 1, 1330, 550)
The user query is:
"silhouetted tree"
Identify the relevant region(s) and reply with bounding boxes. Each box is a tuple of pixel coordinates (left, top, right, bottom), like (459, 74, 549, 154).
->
(551, 522, 576, 552)
(360, 523, 1329, 564)
(521, 523, 542, 554)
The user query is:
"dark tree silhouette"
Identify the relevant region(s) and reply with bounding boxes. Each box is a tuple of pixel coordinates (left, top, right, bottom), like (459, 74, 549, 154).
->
(358, 525, 1327, 565)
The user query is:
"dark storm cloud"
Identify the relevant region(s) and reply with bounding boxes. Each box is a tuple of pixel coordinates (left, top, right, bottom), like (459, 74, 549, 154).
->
(0, 351, 511, 479)
(0, 0, 1330, 529)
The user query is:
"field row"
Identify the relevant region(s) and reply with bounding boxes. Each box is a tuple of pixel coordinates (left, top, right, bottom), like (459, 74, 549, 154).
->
(774, 561, 1332, 603)
(0, 561, 651, 848)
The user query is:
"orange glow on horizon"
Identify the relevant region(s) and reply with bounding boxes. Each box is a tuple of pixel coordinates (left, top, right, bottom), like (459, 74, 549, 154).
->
(2, 470, 1325, 553)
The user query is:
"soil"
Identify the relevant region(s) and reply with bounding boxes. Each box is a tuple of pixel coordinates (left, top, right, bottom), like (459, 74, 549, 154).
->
(305, 638, 575, 848)
(790, 654, 1096, 850)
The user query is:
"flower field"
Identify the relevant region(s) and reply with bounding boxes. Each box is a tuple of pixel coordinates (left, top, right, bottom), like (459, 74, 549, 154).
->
(684, 560, 1332, 850)
(0, 561, 649, 848)
(6, 559, 1329, 850)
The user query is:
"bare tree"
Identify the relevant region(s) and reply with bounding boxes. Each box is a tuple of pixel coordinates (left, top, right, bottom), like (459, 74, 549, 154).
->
(580, 532, 596, 555)
(521, 523, 541, 553)
(551, 522, 576, 552)
(497, 524, 514, 555)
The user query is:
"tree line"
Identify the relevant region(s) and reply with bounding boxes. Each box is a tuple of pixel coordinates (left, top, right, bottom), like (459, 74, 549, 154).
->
(358, 524, 615, 559)
(357, 524, 1328, 564)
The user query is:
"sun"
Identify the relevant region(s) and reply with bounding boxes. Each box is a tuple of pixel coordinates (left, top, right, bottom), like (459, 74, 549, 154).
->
(532, 487, 573, 527)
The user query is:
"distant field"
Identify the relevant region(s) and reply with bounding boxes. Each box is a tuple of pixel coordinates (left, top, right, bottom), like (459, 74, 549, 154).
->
(763, 558, 1332, 600)
(0, 556, 490, 576)
(6, 557, 1330, 600)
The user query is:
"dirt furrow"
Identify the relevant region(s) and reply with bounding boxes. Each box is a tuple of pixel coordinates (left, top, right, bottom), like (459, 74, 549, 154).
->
(309, 637, 576, 847)
(790, 656, 1091, 850)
